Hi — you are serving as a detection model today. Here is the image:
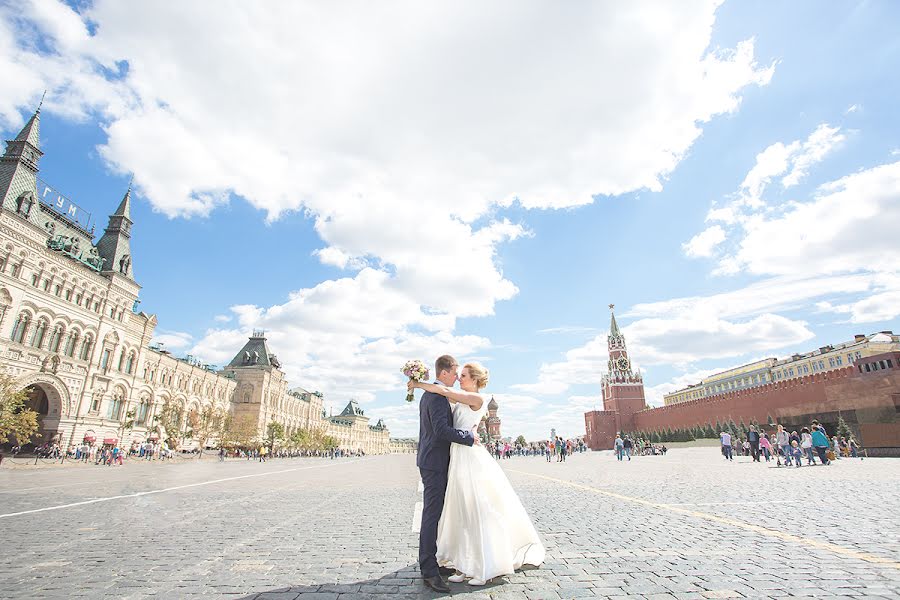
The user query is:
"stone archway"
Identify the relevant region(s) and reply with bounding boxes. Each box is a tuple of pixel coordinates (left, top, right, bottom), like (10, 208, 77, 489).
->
(21, 384, 61, 448)
(13, 373, 71, 449)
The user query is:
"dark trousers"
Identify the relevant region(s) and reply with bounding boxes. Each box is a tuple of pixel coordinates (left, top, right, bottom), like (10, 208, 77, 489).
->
(419, 467, 448, 579)
(814, 446, 829, 464)
(750, 442, 760, 461)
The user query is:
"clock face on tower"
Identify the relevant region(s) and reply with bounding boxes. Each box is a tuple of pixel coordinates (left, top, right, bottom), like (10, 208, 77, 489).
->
(616, 356, 629, 371)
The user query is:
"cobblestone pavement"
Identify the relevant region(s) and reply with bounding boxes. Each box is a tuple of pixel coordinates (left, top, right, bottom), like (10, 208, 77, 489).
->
(1, 448, 898, 599)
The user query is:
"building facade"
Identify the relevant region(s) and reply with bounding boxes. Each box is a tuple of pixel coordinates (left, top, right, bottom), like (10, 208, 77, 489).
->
(0, 109, 393, 455)
(584, 302, 900, 453)
(663, 333, 899, 405)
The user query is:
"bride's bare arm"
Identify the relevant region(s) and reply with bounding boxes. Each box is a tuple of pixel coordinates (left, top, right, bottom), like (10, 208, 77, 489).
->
(411, 381, 484, 411)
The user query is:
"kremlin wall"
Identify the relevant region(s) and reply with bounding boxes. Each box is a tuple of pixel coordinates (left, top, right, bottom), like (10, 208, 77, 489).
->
(585, 307, 900, 455)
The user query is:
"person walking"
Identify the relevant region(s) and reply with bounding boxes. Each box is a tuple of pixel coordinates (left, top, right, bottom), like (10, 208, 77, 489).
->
(758, 434, 772, 461)
(748, 426, 761, 462)
(775, 425, 791, 467)
(623, 436, 633, 461)
(849, 437, 859, 458)
(811, 426, 830, 465)
(614, 434, 624, 461)
(720, 431, 733, 461)
(800, 427, 815, 465)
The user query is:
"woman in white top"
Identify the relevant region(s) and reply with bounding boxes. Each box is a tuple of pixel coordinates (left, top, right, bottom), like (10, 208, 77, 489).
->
(410, 362, 545, 586)
(800, 427, 815, 465)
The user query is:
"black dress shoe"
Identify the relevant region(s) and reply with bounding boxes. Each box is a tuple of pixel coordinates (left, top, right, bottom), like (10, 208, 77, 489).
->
(438, 566, 455, 576)
(423, 575, 451, 593)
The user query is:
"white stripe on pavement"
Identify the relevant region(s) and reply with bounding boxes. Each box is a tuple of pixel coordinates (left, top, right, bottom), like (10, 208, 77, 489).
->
(0, 459, 362, 519)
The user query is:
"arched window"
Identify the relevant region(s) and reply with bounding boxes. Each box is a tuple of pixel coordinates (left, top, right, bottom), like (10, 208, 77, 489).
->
(136, 397, 150, 425)
(64, 331, 78, 357)
(10, 314, 28, 343)
(125, 352, 135, 375)
(100, 348, 110, 370)
(106, 391, 124, 420)
(79, 335, 94, 361)
(49, 325, 64, 353)
(117, 350, 125, 371)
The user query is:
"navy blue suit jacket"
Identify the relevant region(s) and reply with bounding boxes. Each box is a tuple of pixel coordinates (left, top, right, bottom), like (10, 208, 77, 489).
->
(417, 390, 474, 470)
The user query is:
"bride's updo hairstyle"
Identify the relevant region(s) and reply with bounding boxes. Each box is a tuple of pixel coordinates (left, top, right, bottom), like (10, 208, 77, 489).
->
(463, 362, 489, 390)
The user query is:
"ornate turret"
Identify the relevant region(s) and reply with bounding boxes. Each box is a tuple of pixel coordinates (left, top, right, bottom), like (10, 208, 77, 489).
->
(486, 395, 501, 440)
(96, 183, 134, 280)
(0, 107, 43, 225)
(226, 331, 276, 368)
(601, 303, 646, 432)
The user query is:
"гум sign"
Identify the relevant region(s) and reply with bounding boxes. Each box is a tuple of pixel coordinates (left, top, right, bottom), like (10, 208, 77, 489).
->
(36, 178, 93, 231)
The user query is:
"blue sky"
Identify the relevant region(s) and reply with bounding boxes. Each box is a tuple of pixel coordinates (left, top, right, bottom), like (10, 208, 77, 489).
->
(2, 1, 898, 440)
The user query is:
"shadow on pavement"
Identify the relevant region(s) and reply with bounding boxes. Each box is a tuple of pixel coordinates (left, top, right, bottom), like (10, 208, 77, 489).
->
(236, 564, 508, 599)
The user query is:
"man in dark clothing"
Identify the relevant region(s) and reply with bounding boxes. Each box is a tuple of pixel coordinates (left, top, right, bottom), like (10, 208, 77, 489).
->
(748, 427, 761, 462)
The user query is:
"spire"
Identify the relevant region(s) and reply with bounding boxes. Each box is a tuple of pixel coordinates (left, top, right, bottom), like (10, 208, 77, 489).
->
(113, 178, 132, 219)
(13, 109, 41, 148)
(96, 183, 135, 280)
(1, 107, 43, 216)
(609, 303, 621, 337)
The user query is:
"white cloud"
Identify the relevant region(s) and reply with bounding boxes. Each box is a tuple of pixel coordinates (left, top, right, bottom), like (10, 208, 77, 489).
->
(643, 367, 724, 407)
(213, 315, 231, 323)
(511, 334, 609, 395)
(683, 224, 726, 258)
(151, 330, 193, 350)
(782, 124, 845, 188)
(0, 1, 777, 438)
(844, 104, 860, 114)
(537, 326, 598, 335)
(724, 160, 900, 277)
(190, 267, 492, 407)
(706, 123, 845, 224)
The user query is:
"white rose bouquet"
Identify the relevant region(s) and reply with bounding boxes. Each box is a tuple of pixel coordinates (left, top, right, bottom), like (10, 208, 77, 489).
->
(401, 359, 430, 402)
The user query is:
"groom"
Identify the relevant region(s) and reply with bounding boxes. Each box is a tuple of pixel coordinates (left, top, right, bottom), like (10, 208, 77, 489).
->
(417, 354, 476, 593)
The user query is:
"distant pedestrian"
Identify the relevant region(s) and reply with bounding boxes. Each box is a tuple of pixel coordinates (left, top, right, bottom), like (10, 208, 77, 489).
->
(720, 431, 733, 461)
(811, 426, 830, 465)
(623, 436, 633, 461)
(614, 434, 624, 461)
(759, 434, 772, 461)
(800, 427, 815, 465)
(775, 425, 791, 467)
(790, 441, 803, 467)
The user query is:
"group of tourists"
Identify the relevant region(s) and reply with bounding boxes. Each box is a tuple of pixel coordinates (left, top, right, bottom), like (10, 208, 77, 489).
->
(221, 446, 365, 461)
(481, 438, 586, 461)
(720, 420, 861, 466)
(614, 434, 667, 460)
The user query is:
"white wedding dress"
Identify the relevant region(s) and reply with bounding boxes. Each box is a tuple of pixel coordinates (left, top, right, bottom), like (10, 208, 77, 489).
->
(436, 400, 545, 581)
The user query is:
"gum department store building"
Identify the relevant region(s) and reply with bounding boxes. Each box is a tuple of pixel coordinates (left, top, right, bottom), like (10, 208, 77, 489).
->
(0, 108, 391, 454)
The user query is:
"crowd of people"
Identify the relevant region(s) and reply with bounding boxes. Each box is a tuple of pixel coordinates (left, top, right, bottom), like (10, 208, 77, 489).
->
(719, 420, 861, 466)
(221, 446, 366, 461)
(613, 434, 667, 460)
(484, 437, 587, 461)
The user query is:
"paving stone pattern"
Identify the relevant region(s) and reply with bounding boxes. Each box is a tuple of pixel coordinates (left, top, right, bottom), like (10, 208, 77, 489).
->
(0, 448, 898, 599)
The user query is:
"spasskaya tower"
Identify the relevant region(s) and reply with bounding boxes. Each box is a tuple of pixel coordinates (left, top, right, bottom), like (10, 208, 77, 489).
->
(601, 304, 646, 434)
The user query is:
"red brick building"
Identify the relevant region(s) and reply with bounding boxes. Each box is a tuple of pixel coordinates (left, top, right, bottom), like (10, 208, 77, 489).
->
(585, 308, 900, 454)
(584, 305, 646, 451)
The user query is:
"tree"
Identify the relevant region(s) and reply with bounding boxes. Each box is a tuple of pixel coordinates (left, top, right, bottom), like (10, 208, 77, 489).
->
(0, 371, 39, 445)
(154, 398, 185, 449)
(265, 421, 285, 453)
(192, 405, 226, 456)
(118, 408, 136, 448)
(222, 414, 259, 449)
(835, 415, 853, 439)
(289, 427, 309, 449)
(515, 435, 527, 447)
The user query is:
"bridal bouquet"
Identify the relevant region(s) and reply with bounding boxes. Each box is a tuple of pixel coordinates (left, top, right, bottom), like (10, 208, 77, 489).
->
(402, 359, 430, 402)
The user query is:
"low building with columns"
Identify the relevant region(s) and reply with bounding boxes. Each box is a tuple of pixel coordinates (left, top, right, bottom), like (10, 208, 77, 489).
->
(0, 108, 393, 455)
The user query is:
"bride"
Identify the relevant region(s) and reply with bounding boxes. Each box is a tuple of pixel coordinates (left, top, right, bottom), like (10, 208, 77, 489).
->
(409, 362, 545, 585)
